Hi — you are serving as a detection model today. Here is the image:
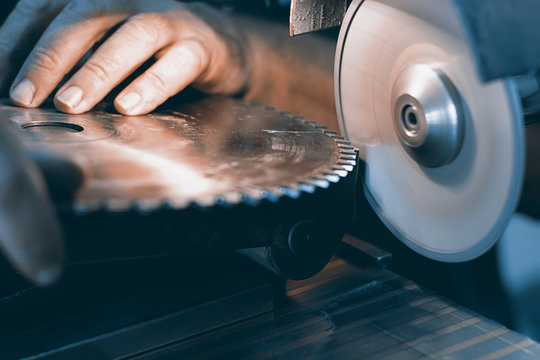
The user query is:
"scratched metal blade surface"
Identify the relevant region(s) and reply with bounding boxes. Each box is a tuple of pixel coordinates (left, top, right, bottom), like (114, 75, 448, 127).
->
(290, 0, 348, 35)
(0, 97, 354, 213)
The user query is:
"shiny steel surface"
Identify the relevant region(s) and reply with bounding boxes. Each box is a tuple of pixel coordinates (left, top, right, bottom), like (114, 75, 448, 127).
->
(335, 0, 525, 261)
(0, 97, 354, 213)
(391, 65, 465, 168)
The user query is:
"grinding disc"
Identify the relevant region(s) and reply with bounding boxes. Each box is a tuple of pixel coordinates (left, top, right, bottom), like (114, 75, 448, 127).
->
(335, 0, 525, 261)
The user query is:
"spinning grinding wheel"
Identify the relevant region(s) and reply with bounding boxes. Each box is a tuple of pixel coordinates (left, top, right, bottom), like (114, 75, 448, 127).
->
(335, 0, 526, 261)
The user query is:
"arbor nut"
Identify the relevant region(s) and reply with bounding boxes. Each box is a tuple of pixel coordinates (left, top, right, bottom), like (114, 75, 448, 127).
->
(391, 65, 465, 168)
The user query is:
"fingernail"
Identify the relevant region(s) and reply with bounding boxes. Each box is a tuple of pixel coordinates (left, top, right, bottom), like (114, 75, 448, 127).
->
(116, 92, 141, 112)
(35, 264, 62, 286)
(10, 79, 36, 106)
(56, 86, 83, 109)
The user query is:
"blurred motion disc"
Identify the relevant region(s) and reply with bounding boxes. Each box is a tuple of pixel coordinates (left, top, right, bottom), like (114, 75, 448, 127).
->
(335, 0, 525, 261)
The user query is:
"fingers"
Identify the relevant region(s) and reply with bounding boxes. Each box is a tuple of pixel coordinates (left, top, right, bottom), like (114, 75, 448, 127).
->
(0, 0, 68, 91)
(114, 38, 209, 115)
(54, 12, 174, 114)
(0, 123, 64, 285)
(9, 1, 126, 108)
(7, 0, 247, 115)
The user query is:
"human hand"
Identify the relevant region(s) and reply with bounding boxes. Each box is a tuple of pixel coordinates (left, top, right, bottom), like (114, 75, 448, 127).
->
(2, 0, 250, 115)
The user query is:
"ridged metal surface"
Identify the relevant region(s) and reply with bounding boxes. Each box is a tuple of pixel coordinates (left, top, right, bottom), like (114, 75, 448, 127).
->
(0, 252, 536, 359)
(144, 257, 540, 360)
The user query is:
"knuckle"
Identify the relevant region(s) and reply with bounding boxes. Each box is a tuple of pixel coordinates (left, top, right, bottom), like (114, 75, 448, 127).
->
(61, 0, 106, 24)
(145, 70, 168, 90)
(62, 9, 90, 23)
(65, 0, 95, 14)
(178, 39, 207, 71)
(83, 60, 113, 83)
(32, 46, 62, 73)
(15, 0, 52, 15)
(124, 12, 168, 43)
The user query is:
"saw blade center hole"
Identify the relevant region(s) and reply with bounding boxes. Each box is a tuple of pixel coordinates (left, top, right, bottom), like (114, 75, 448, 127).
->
(401, 104, 421, 135)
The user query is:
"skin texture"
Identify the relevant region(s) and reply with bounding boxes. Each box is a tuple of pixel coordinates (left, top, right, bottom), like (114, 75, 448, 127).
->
(0, 0, 337, 284)
(2, 0, 337, 126)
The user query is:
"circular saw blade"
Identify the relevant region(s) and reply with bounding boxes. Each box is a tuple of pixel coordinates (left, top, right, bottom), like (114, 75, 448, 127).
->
(336, 0, 525, 261)
(2, 97, 355, 213)
(1, 97, 358, 275)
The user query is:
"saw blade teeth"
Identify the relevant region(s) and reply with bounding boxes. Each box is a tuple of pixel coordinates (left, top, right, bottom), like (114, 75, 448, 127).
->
(160, 199, 175, 211)
(298, 178, 316, 186)
(337, 158, 357, 166)
(335, 139, 352, 146)
(240, 193, 260, 207)
(298, 182, 316, 194)
(132, 200, 154, 215)
(311, 177, 330, 189)
(259, 189, 281, 203)
(188, 200, 206, 211)
(189, 196, 218, 210)
(279, 186, 301, 199)
(161, 199, 190, 211)
(337, 169, 350, 177)
(331, 167, 351, 177)
(339, 149, 357, 156)
(339, 154, 357, 162)
(215, 195, 232, 208)
(337, 144, 355, 152)
(258, 189, 270, 201)
(335, 161, 355, 170)
(223, 193, 243, 206)
(323, 130, 339, 136)
(322, 172, 341, 183)
(243, 188, 265, 202)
